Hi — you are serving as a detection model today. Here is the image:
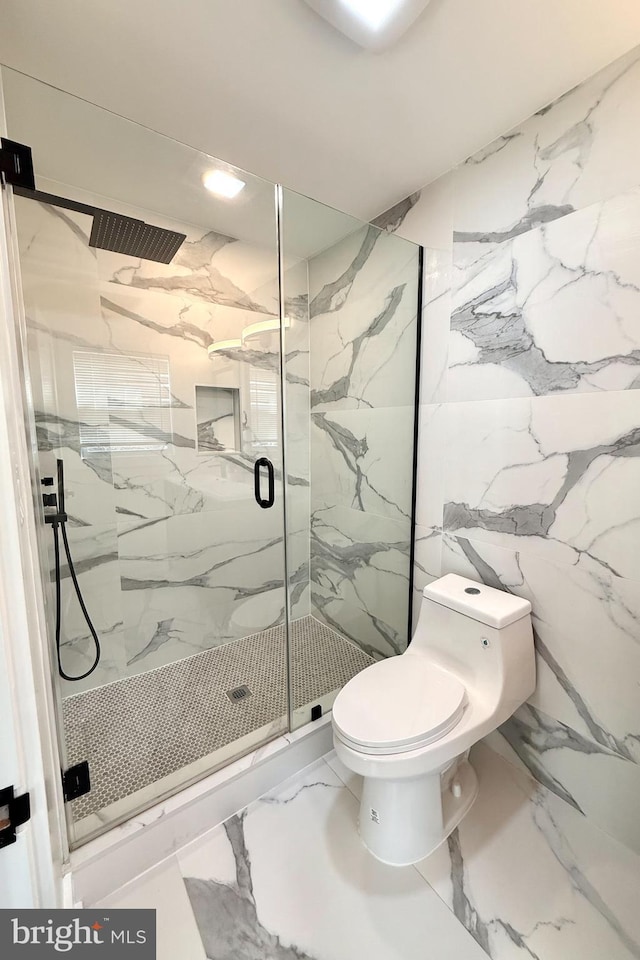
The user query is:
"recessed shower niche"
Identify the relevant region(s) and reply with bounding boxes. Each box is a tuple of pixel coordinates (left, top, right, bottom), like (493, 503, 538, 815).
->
(1, 65, 422, 847)
(195, 385, 240, 452)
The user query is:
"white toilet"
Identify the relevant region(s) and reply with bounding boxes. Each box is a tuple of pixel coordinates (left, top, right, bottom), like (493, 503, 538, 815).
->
(332, 573, 535, 866)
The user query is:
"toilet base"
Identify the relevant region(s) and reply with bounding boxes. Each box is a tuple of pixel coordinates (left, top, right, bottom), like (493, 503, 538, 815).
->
(357, 758, 478, 866)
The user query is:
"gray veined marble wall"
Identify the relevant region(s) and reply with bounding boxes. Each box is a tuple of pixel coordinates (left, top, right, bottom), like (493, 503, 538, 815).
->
(16, 179, 304, 697)
(307, 225, 420, 660)
(376, 40, 640, 958)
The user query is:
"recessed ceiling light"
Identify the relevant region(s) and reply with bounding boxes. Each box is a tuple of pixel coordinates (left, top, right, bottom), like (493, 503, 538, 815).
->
(303, 0, 431, 50)
(338, 0, 404, 31)
(202, 170, 246, 199)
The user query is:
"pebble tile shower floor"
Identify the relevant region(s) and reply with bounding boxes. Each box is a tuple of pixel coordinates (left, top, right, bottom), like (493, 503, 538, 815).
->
(62, 616, 372, 821)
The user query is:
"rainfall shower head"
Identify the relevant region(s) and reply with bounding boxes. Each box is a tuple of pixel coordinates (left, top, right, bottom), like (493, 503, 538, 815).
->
(14, 186, 186, 264)
(89, 209, 185, 262)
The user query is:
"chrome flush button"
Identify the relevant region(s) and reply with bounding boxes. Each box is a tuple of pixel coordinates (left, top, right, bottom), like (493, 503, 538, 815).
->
(481, 637, 490, 648)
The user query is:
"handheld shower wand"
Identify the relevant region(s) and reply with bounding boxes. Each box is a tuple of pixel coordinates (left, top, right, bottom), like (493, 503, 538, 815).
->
(44, 459, 101, 681)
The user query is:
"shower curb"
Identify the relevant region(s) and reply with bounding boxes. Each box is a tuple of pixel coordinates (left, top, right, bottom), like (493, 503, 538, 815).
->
(70, 715, 333, 905)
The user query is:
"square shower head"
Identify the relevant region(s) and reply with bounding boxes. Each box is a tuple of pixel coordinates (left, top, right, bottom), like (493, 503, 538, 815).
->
(89, 208, 186, 264)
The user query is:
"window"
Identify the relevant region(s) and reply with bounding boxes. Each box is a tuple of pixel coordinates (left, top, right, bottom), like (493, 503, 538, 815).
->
(73, 350, 172, 456)
(245, 367, 279, 449)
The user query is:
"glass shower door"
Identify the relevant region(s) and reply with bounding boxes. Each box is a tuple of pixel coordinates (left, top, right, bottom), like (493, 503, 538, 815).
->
(2, 67, 290, 845)
(280, 188, 422, 731)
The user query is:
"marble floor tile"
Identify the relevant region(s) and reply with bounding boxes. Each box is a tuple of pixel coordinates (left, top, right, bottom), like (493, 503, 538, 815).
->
(490, 705, 640, 857)
(416, 744, 640, 960)
(177, 758, 488, 960)
(95, 856, 206, 960)
(324, 748, 363, 800)
(91, 744, 640, 960)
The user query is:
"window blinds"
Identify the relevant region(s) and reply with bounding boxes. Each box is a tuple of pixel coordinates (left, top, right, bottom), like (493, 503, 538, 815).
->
(248, 367, 279, 448)
(73, 350, 172, 455)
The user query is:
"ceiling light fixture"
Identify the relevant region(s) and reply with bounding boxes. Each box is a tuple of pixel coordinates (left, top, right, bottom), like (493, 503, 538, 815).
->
(202, 170, 246, 199)
(303, 0, 431, 50)
(242, 318, 291, 343)
(207, 339, 242, 356)
(339, 0, 405, 30)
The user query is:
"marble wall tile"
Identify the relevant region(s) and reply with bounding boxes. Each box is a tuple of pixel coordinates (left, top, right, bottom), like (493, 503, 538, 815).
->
(450, 188, 640, 401)
(443, 390, 640, 581)
(96, 211, 279, 317)
(486, 705, 640, 859)
(374, 173, 455, 252)
(309, 225, 419, 411)
(282, 259, 311, 619)
(378, 38, 640, 887)
(420, 247, 452, 405)
(411, 524, 442, 631)
(453, 46, 640, 264)
(52, 525, 126, 695)
(415, 402, 446, 532)
(310, 406, 415, 523)
(441, 532, 640, 757)
(416, 743, 640, 960)
(16, 180, 294, 700)
(309, 503, 411, 659)
(308, 222, 420, 660)
(16, 194, 98, 284)
(441, 531, 640, 853)
(284, 488, 311, 621)
(118, 505, 287, 672)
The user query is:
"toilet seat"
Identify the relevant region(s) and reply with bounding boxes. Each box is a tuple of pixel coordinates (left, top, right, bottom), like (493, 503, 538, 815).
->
(332, 655, 466, 756)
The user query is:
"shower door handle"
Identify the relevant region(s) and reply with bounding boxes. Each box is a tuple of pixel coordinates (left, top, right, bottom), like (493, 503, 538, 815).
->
(254, 457, 275, 509)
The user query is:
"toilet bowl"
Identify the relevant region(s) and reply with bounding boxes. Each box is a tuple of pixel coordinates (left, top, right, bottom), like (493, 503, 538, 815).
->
(332, 573, 535, 866)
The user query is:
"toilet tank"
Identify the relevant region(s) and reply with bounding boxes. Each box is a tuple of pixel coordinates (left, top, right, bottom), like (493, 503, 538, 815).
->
(410, 574, 535, 712)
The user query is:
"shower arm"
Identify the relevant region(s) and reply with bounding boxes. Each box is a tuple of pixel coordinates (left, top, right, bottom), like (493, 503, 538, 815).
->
(14, 185, 95, 218)
(12, 185, 186, 264)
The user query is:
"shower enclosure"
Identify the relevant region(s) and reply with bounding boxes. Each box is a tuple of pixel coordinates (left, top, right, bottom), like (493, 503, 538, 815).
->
(0, 67, 422, 847)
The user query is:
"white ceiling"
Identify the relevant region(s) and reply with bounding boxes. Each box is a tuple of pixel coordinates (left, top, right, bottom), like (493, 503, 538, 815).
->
(1, 0, 640, 221)
(2, 69, 366, 258)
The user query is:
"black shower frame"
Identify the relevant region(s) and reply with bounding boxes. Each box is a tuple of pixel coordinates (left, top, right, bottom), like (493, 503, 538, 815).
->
(407, 244, 424, 645)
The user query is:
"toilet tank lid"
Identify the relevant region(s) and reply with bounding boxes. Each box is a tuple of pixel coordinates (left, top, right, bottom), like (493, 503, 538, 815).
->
(423, 574, 531, 628)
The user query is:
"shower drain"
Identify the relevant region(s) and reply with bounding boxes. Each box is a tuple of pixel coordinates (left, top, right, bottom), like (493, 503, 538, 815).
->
(226, 684, 252, 704)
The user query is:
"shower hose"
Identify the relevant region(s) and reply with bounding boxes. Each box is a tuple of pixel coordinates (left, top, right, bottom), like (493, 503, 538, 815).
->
(48, 458, 101, 681)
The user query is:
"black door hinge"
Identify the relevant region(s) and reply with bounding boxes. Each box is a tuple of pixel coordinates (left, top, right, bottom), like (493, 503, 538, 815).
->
(62, 761, 91, 803)
(0, 138, 35, 190)
(0, 785, 31, 850)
